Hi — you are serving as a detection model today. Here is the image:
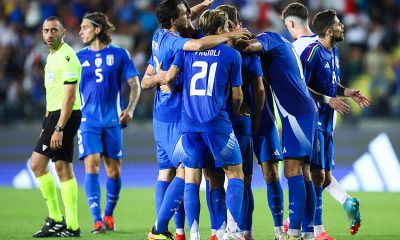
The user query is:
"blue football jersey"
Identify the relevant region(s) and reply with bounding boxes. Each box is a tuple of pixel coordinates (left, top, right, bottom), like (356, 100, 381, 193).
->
(301, 42, 341, 132)
(173, 44, 242, 133)
(227, 53, 263, 117)
(77, 44, 139, 127)
(256, 32, 316, 117)
(148, 29, 191, 122)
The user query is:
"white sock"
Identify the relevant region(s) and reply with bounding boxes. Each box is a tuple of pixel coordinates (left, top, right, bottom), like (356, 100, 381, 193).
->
(288, 228, 301, 237)
(274, 226, 284, 234)
(190, 231, 200, 240)
(303, 231, 314, 239)
(176, 228, 184, 235)
(314, 225, 325, 237)
(211, 229, 217, 236)
(325, 176, 350, 205)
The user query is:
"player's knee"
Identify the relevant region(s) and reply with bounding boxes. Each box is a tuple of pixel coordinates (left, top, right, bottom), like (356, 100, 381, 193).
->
(311, 169, 325, 186)
(107, 168, 121, 179)
(264, 169, 279, 183)
(323, 174, 332, 188)
(30, 161, 47, 177)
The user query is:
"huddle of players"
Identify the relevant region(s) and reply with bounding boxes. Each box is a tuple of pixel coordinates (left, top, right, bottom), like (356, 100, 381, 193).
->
(143, 1, 368, 240)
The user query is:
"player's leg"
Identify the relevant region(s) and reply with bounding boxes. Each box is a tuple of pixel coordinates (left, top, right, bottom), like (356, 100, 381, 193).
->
(79, 123, 106, 234)
(302, 163, 316, 240)
(325, 176, 361, 235)
(253, 118, 285, 239)
(53, 110, 81, 237)
(102, 125, 125, 231)
(205, 132, 244, 239)
(281, 112, 316, 239)
(311, 131, 334, 239)
(204, 167, 226, 239)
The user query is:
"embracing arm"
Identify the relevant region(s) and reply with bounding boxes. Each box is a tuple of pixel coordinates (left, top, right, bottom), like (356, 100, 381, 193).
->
(190, 0, 214, 20)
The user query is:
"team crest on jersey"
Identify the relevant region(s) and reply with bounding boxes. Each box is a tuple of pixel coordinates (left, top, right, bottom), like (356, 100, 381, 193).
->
(106, 54, 114, 66)
(95, 58, 102, 68)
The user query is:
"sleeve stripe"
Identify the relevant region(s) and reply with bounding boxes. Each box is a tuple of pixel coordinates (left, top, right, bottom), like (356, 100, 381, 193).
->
(64, 80, 78, 85)
(306, 44, 320, 62)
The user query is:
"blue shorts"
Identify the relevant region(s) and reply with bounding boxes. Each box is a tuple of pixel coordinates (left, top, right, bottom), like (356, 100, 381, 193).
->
(252, 120, 282, 163)
(232, 116, 253, 176)
(311, 129, 335, 170)
(78, 123, 123, 160)
(182, 132, 242, 169)
(281, 112, 316, 161)
(153, 119, 182, 170)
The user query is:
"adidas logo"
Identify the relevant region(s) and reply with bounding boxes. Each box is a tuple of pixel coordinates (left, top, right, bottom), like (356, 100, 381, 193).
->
(90, 202, 99, 209)
(117, 150, 123, 157)
(324, 62, 330, 69)
(82, 60, 90, 67)
(282, 147, 287, 154)
(340, 133, 400, 192)
(273, 149, 280, 156)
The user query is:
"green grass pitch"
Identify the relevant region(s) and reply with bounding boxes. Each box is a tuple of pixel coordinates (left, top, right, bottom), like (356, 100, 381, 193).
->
(1, 187, 399, 239)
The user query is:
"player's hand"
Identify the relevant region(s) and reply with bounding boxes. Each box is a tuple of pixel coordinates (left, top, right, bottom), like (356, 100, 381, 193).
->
(119, 110, 133, 125)
(227, 28, 252, 40)
(160, 84, 172, 93)
(201, 0, 214, 7)
(50, 131, 63, 151)
(350, 90, 370, 108)
(328, 97, 350, 114)
(156, 62, 167, 84)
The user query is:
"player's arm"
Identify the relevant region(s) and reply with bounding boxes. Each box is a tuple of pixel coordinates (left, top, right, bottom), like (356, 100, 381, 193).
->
(50, 82, 77, 150)
(141, 64, 166, 90)
(232, 86, 243, 115)
(308, 87, 350, 114)
(183, 28, 251, 52)
(190, 0, 213, 20)
(234, 39, 263, 53)
(120, 76, 141, 125)
(251, 76, 265, 133)
(163, 64, 181, 91)
(337, 83, 370, 108)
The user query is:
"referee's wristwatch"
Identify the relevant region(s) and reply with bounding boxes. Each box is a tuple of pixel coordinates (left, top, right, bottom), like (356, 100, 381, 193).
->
(54, 125, 64, 132)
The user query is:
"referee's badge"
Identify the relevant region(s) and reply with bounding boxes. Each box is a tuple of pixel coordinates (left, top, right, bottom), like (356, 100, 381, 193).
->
(106, 54, 114, 66)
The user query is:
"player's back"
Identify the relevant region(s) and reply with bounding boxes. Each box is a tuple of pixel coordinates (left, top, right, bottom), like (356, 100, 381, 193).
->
(150, 29, 191, 123)
(293, 34, 318, 56)
(77, 44, 136, 126)
(177, 44, 242, 133)
(256, 32, 316, 117)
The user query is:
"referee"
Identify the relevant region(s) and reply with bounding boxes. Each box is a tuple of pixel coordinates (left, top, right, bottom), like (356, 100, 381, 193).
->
(30, 16, 82, 237)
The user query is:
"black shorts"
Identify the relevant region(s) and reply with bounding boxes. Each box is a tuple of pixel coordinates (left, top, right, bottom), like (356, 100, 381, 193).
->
(34, 110, 81, 162)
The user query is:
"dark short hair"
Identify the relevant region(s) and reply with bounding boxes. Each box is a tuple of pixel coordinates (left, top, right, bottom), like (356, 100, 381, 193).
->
(199, 9, 228, 36)
(83, 12, 115, 44)
(216, 4, 240, 23)
(44, 16, 64, 29)
(156, 0, 191, 29)
(282, 3, 308, 21)
(312, 9, 337, 38)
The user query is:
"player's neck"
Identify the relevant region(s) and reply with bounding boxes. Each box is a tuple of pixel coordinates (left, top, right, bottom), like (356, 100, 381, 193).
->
(50, 41, 64, 54)
(89, 40, 107, 51)
(318, 37, 334, 51)
(293, 26, 313, 40)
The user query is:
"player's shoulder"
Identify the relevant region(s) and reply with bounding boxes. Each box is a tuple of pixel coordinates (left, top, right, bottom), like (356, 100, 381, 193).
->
(302, 42, 322, 62)
(218, 44, 241, 59)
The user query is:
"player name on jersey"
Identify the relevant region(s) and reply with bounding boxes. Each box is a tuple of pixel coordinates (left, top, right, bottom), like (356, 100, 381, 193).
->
(195, 49, 221, 57)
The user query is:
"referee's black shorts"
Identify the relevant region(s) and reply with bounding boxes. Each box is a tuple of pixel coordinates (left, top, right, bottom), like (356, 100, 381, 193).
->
(34, 110, 81, 162)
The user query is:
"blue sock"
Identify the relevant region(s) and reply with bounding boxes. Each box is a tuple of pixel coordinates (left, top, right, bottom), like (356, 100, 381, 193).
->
(302, 181, 316, 233)
(238, 186, 249, 230)
(226, 178, 244, 224)
(314, 185, 323, 226)
(266, 181, 284, 227)
(155, 180, 170, 216)
(205, 180, 214, 230)
(287, 175, 306, 230)
(174, 200, 185, 230)
(210, 187, 227, 230)
(105, 176, 121, 217)
(184, 183, 200, 232)
(155, 177, 185, 232)
(244, 185, 254, 231)
(85, 173, 102, 223)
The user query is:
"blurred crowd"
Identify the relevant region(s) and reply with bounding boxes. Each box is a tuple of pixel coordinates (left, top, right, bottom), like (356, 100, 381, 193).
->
(0, 0, 399, 124)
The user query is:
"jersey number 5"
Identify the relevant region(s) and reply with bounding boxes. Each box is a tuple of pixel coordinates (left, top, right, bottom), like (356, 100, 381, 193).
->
(190, 61, 217, 96)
